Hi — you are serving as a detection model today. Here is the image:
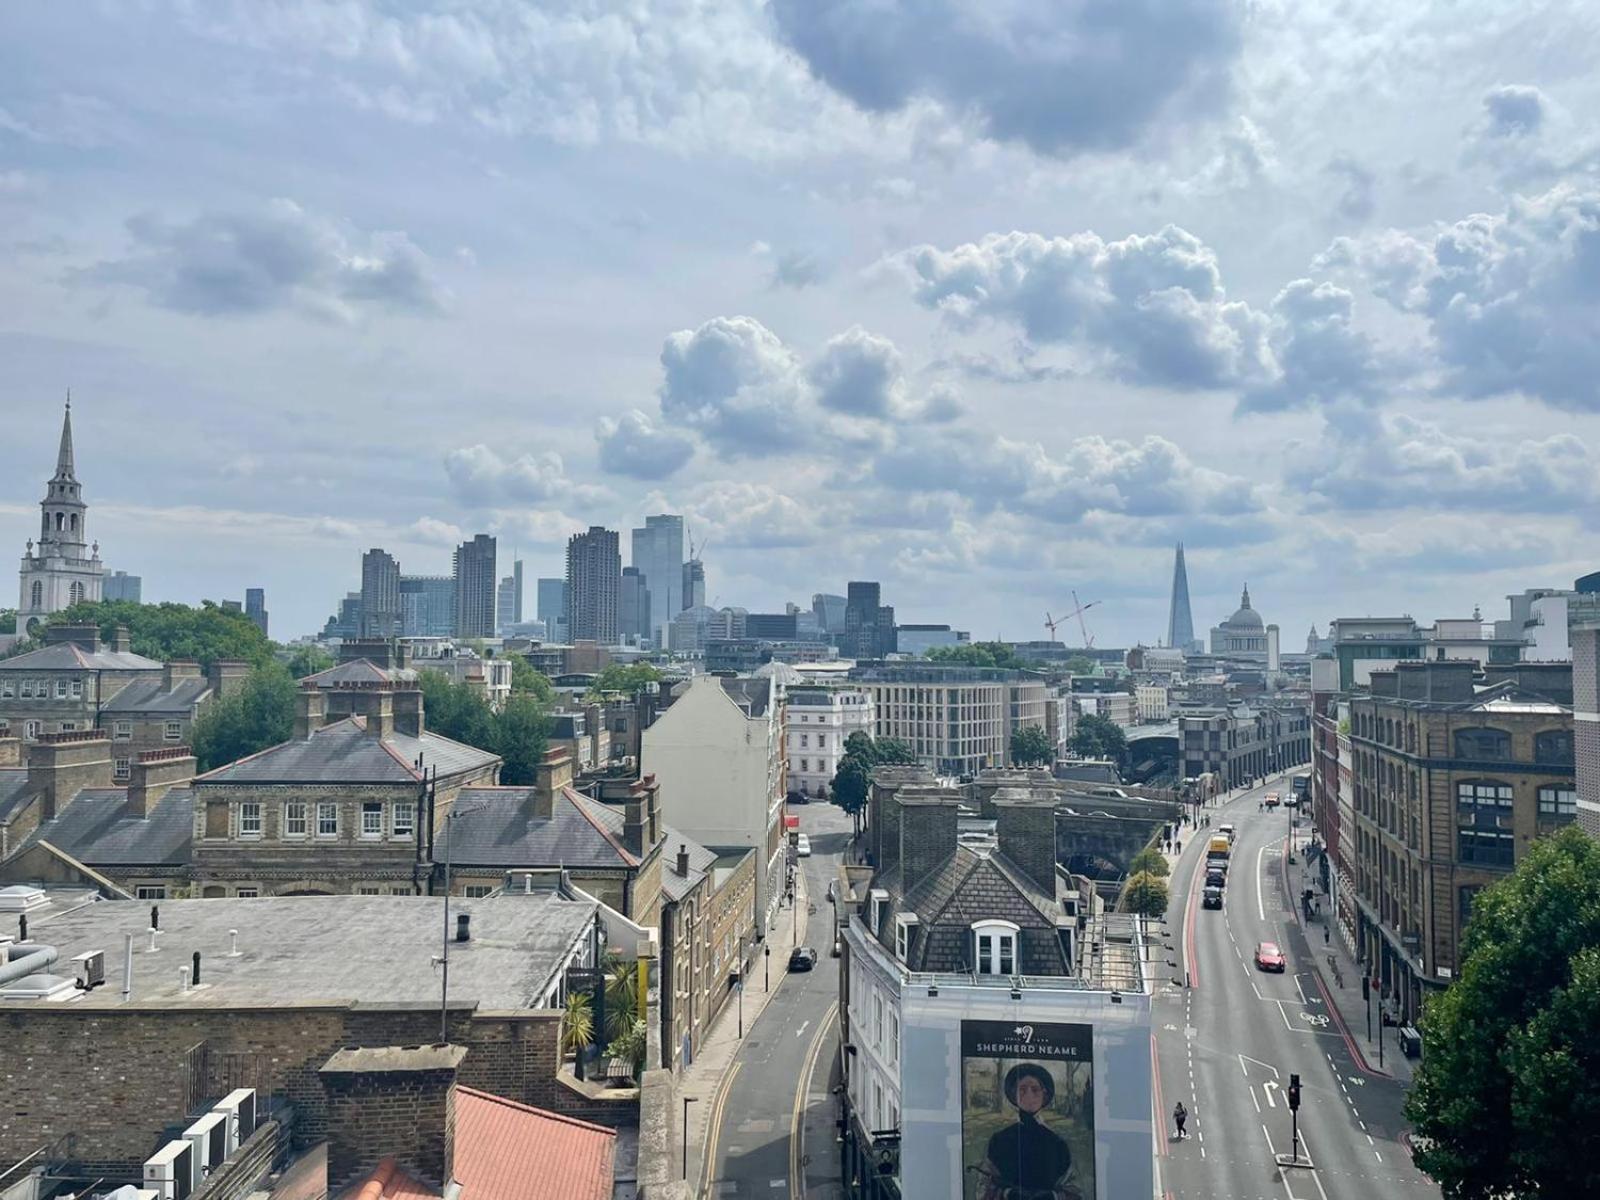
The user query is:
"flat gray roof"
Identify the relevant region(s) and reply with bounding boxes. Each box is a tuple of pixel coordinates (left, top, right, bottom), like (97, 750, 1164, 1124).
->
(12, 893, 598, 1011)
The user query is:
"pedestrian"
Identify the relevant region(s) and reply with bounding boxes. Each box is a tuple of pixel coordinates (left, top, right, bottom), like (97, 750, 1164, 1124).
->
(1174, 1101, 1188, 1140)
(1324, 925, 1330, 946)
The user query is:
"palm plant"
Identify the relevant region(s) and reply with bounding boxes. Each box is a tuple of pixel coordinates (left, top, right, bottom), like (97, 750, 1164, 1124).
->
(561, 991, 594, 1059)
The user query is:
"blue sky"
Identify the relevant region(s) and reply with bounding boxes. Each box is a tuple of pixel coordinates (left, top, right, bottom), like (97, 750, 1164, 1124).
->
(3, 1, 1599, 644)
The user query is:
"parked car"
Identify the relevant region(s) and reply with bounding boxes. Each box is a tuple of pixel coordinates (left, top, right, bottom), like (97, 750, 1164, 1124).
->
(1264, 793, 1282, 808)
(787, 791, 810, 805)
(1255, 941, 1286, 972)
(1218, 823, 1236, 843)
(788, 946, 819, 972)
(796, 834, 812, 857)
(1203, 886, 1224, 910)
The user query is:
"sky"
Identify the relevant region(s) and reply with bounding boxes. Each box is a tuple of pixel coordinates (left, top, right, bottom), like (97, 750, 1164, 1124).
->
(3, 1, 1599, 645)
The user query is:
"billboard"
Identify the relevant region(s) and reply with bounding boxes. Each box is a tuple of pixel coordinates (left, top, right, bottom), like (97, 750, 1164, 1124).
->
(960, 1019, 1094, 1200)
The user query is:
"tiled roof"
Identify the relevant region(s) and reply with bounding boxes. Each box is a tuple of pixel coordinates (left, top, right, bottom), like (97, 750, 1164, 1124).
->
(101, 676, 212, 714)
(718, 676, 772, 719)
(303, 659, 418, 687)
(0, 770, 35, 826)
(17, 788, 193, 866)
(446, 785, 639, 870)
(340, 1157, 436, 1200)
(197, 718, 498, 785)
(659, 827, 718, 903)
(454, 1086, 615, 1200)
(0, 643, 163, 672)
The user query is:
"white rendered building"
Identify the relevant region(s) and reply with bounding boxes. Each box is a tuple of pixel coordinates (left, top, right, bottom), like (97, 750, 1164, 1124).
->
(18, 403, 104, 638)
(786, 685, 875, 799)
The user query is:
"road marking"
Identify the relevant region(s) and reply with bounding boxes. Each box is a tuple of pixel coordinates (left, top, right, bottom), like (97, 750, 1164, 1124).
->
(1239, 1054, 1280, 1077)
(698, 1060, 743, 1197)
(794, 1020, 810, 1039)
(789, 1000, 836, 1198)
(1249, 1085, 1261, 1113)
(1263, 1080, 1279, 1108)
(1256, 844, 1268, 920)
(1293, 974, 1308, 1005)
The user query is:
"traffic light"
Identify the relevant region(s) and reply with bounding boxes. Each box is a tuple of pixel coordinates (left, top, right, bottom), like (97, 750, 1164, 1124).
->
(1288, 1073, 1302, 1111)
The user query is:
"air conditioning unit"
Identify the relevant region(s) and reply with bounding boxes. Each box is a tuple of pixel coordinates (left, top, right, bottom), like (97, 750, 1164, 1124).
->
(143, 1139, 194, 1200)
(183, 1110, 228, 1187)
(213, 1088, 257, 1153)
(72, 949, 105, 990)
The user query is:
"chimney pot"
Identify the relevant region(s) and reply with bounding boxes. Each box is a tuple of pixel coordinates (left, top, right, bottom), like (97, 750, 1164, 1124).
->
(676, 843, 690, 877)
(18, 915, 26, 942)
(455, 913, 470, 943)
(150, 904, 160, 931)
(192, 951, 201, 986)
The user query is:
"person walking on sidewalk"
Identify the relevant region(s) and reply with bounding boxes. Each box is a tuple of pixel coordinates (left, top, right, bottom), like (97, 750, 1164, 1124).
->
(1174, 1102, 1188, 1140)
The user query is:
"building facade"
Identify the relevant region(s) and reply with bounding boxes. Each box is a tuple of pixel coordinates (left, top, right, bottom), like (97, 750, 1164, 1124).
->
(849, 663, 1054, 774)
(1571, 581, 1600, 838)
(786, 686, 875, 799)
(841, 581, 896, 660)
(1208, 585, 1268, 659)
(18, 403, 105, 638)
(1166, 542, 1200, 652)
(566, 527, 620, 645)
(1348, 660, 1575, 1024)
(1179, 699, 1312, 787)
(630, 514, 684, 648)
(453, 534, 497, 638)
(360, 548, 402, 637)
(399, 575, 456, 637)
(103, 570, 142, 602)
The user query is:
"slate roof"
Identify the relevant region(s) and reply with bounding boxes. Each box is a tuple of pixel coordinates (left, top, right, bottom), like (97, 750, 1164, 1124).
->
(446, 785, 639, 870)
(0, 770, 34, 826)
(197, 717, 498, 784)
(303, 659, 419, 686)
(659, 829, 719, 903)
(0, 643, 162, 672)
(17, 788, 193, 866)
(453, 1086, 616, 1200)
(101, 676, 212, 714)
(719, 676, 772, 719)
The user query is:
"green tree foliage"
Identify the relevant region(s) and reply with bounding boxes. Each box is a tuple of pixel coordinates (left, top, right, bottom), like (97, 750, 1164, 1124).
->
(1069, 713, 1129, 769)
(1122, 871, 1169, 917)
(926, 641, 1027, 670)
(282, 644, 334, 679)
(418, 669, 548, 786)
(29, 600, 275, 667)
(1064, 655, 1096, 675)
(1406, 827, 1600, 1198)
(829, 731, 918, 817)
(587, 661, 664, 699)
(1128, 847, 1170, 878)
(561, 991, 594, 1057)
(1010, 725, 1055, 766)
(510, 654, 555, 702)
(191, 663, 298, 771)
(604, 1018, 648, 1079)
(0, 609, 15, 635)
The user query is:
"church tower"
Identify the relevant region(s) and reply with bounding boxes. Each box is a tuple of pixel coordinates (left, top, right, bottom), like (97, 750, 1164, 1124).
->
(18, 397, 104, 636)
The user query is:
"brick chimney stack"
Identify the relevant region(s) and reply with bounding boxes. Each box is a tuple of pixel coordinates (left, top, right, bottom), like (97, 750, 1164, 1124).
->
(319, 1045, 466, 1192)
(126, 747, 197, 819)
(294, 682, 326, 740)
(896, 788, 960, 893)
(993, 790, 1060, 897)
(28, 731, 113, 822)
(533, 747, 574, 820)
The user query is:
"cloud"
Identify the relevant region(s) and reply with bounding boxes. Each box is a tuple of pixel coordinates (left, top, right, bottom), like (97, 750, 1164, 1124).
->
(1327, 184, 1600, 410)
(1326, 155, 1376, 222)
(595, 409, 696, 479)
(769, 0, 1242, 157)
(84, 199, 444, 320)
(405, 516, 465, 546)
(808, 327, 904, 417)
(443, 444, 575, 505)
(684, 481, 821, 549)
(770, 249, 826, 289)
(1481, 85, 1547, 138)
(657, 316, 806, 455)
(1238, 280, 1384, 412)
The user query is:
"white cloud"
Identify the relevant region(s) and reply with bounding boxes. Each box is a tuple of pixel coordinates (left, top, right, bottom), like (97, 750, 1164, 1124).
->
(808, 327, 904, 417)
(657, 316, 806, 455)
(443, 444, 580, 505)
(404, 516, 465, 546)
(1481, 84, 1548, 138)
(595, 409, 696, 479)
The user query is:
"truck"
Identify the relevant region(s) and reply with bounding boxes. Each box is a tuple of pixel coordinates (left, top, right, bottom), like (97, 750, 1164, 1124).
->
(1206, 835, 1231, 871)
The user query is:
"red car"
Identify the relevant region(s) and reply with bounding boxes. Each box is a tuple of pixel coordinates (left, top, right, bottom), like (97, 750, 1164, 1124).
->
(1255, 942, 1286, 972)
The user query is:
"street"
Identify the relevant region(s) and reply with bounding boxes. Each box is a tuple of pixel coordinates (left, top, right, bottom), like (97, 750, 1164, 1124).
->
(700, 800, 850, 1198)
(1154, 778, 1438, 1200)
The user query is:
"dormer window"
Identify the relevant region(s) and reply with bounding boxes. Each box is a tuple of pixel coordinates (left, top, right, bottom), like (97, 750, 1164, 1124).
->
(895, 913, 919, 963)
(973, 919, 1020, 976)
(869, 888, 889, 936)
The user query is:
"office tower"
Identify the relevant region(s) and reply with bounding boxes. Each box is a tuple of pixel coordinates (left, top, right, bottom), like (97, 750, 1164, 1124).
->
(359, 548, 401, 638)
(630, 514, 684, 647)
(537, 577, 569, 641)
(566, 526, 621, 643)
(399, 575, 456, 637)
(842, 581, 896, 659)
(682, 559, 706, 610)
(245, 587, 269, 637)
(1167, 542, 1198, 652)
(453, 534, 497, 638)
(812, 593, 846, 632)
(513, 558, 524, 624)
(496, 574, 518, 634)
(103, 571, 142, 603)
(620, 566, 652, 643)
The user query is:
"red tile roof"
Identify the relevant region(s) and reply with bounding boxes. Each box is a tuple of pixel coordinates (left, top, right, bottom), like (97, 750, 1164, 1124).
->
(454, 1086, 617, 1200)
(343, 1158, 436, 1200)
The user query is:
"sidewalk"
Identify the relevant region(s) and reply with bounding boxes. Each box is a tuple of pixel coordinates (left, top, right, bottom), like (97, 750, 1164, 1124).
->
(679, 865, 811, 1197)
(1282, 828, 1415, 1083)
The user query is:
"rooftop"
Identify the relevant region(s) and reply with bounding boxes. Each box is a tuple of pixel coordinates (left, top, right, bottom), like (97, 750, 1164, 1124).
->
(0, 642, 162, 672)
(447, 785, 642, 870)
(17, 787, 193, 866)
(9, 893, 598, 1010)
(100, 675, 213, 714)
(197, 716, 499, 784)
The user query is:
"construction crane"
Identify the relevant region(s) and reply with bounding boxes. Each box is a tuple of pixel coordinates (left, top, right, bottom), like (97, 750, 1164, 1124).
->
(1053, 591, 1099, 649)
(1044, 612, 1063, 641)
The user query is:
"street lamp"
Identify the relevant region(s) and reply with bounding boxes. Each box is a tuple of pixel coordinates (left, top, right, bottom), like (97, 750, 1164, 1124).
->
(765, 944, 771, 992)
(737, 934, 746, 1038)
(683, 1094, 699, 1180)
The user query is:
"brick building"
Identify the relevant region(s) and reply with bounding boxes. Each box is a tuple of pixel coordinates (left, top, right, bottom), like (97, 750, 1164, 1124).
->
(1348, 659, 1574, 1023)
(658, 834, 756, 1071)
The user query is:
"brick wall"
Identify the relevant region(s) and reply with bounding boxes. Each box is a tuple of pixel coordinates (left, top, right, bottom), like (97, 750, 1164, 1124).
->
(321, 1047, 463, 1190)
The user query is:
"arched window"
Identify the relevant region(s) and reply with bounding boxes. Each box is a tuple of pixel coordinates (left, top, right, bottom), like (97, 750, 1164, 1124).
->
(30, 581, 42, 608)
(55, 512, 64, 531)
(1535, 730, 1574, 765)
(68, 581, 85, 605)
(972, 919, 1020, 976)
(69, 513, 78, 532)
(1455, 728, 1511, 760)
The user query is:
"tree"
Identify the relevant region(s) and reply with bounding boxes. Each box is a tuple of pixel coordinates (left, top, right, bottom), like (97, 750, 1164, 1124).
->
(282, 644, 333, 679)
(926, 641, 1027, 670)
(830, 732, 918, 834)
(1010, 725, 1055, 766)
(560, 991, 594, 1059)
(1069, 713, 1128, 769)
(417, 669, 496, 749)
(23, 599, 275, 667)
(1122, 872, 1169, 917)
(418, 669, 548, 786)
(190, 663, 297, 771)
(0, 609, 14, 635)
(491, 693, 550, 787)
(1406, 827, 1600, 1198)
(587, 661, 663, 699)
(1064, 656, 1095, 676)
(1128, 847, 1169, 878)
(831, 756, 872, 818)
(509, 655, 555, 702)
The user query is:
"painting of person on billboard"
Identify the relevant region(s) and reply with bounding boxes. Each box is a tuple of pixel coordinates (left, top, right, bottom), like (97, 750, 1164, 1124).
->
(961, 1019, 1094, 1200)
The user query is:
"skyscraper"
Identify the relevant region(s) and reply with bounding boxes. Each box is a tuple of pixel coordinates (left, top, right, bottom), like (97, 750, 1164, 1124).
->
(400, 575, 455, 636)
(104, 571, 142, 603)
(360, 549, 401, 638)
(245, 587, 269, 637)
(682, 559, 706, 610)
(537, 577, 569, 641)
(566, 526, 620, 643)
(512, 558, 524, 624)
(842, 581, 896, 659)
(496, 574, 518, 634)
(630, 514, 684, 647)
(1167, 543, 1199, 653)
(453, 534, 497, 638)
(620, 566, 652, 642)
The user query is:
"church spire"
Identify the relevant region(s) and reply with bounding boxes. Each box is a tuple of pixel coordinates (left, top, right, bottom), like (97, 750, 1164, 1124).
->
(54, 392, 76, 481)
(1240, 582, 1251, 609)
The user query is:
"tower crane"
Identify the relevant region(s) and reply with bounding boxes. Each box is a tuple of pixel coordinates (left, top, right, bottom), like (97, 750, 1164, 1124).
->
(1070, 591, 1100, 649)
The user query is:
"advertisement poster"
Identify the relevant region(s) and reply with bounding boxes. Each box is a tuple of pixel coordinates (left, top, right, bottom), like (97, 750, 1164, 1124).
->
(960, 1019, 1095, 1200)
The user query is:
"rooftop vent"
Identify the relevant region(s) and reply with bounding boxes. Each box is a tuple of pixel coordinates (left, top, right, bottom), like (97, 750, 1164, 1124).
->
(0, 972, 79, 1001)
(0, 885, 49, 913)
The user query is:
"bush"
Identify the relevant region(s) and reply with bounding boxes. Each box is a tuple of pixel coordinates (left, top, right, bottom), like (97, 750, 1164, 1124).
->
(1122, 871, 1169, 918)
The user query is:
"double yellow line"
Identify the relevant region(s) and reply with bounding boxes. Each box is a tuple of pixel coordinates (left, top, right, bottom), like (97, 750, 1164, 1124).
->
(696, 1060, 742, 1198)
(790, 1000, 839, 1197)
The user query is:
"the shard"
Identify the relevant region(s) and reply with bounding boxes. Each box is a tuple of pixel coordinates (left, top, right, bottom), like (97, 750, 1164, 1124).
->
(1167, 542, 1197, 652)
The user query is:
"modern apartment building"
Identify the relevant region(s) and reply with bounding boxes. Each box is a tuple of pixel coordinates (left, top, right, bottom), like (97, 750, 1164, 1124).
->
(452, 534, 497, 638)
(849, 662, 1049, 774)
(1178, 700, 1312, 787)
(631, 514, 684, 647)
(359, 548, 401, 637)
(566, 527, 620, 644)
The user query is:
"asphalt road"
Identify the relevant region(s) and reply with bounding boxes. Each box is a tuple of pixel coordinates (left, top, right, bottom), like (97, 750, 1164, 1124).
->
(1154, 778, 1439, 1200)
(704, 800, 850, 1198)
